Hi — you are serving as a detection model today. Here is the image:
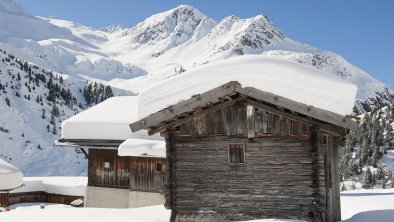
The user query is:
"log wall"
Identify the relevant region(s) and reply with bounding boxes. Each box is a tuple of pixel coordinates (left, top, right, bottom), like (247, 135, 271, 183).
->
(0, 192, 9, 207)
(163, 101, 341, 221)
(173, 136, 327, 221)
(8, 192, 83, 206)
(177, 100, 311, 138)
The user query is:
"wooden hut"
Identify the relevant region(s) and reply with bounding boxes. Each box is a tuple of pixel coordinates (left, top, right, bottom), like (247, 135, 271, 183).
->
(57, 96, 167, 208)
(130, 81, 357, 222)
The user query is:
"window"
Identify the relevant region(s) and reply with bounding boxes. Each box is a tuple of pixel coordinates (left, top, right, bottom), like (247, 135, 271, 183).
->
(104, 162, 110, 169)
(228, 144, 245, 164)
(156, 163, 162, 172)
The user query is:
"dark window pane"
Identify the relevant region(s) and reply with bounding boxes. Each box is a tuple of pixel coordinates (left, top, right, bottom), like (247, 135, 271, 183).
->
(229, 144, 245, 164)
(156, 163, 162, 172)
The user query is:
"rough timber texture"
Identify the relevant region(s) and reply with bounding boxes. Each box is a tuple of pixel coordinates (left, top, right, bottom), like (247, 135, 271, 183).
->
(173, 135, 327, 221)
(325, 136, 341, 222)
(177, 101, 312, 138)
(0, 192, 9, 207)
(157, 101, 343, 222)
(6, 192, 83, 207)
(88, 149, 167, 192)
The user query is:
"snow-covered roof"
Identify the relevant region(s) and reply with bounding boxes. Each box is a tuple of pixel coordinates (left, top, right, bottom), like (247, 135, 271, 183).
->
(0, 159, 23, 191)
(137, 55, 358, 119)
(60, 95, 165, 158)
(10, 177, 86, 196)
(61, 96, 141, 141)
(118, 138, 166, 158)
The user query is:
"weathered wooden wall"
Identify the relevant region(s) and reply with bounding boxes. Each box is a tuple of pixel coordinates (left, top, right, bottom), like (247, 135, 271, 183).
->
(129, 157, 167, 192)
(88, 149, 131, 188)
(325, 136, 341, 222)
(1, 192, 84, 207)
(0, 192, 9, 207)
(88, 149, 167, 192)
(163, 101, 341, 221)
(177, 100, 311, 138)
(172, 136, 327, 221)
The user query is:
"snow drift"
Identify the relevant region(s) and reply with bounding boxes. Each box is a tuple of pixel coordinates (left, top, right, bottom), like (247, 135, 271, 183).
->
(0, 159, 23, 191)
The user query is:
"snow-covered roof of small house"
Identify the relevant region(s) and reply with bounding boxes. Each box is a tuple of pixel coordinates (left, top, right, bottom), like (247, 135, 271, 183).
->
(118, 138, 166, 158)
(131, 55, 358, 134)
(0, 159, 23, 191)
(58, 96, 164, 157)
(137, 55, 357, 119)
(60, 96, 161, 143)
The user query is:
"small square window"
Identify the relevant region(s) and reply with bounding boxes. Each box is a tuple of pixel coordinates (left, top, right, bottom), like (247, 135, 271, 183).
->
(156, 163, 162, 172)
(104, 162, 110, 169)
(228, 144, 245, 164)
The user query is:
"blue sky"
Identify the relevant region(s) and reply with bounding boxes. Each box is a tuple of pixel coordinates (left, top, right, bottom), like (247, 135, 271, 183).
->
(17, 0, 394, 86)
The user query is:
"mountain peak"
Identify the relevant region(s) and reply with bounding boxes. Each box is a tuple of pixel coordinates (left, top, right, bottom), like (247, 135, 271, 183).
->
(119, 4, 216, 56)
(0, 0, 25, 14)
(101, 24, 124, 33)
(173, 4, 198, 11)
(141, 4, 208, 26)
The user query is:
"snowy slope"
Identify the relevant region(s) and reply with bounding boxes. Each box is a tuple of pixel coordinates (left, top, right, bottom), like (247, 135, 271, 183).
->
(0, 49, 132, 176)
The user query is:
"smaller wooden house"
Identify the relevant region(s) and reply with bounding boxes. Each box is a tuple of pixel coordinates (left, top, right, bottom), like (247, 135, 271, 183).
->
(130, 81, 358, 222)
(57, 96, 167, 208)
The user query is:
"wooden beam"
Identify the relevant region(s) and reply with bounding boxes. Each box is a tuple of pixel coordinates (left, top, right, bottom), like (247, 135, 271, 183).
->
(79, 148, 89, 159)
(246, 105, 255, 138)
(130, 81, 241, 132)
(56, 139, 123, 148)
(236, 87, 358, 131)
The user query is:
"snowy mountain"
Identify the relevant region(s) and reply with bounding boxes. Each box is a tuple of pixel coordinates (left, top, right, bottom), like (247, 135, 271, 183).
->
(0, 0, 393, 175)
(0, 48, 132, 176)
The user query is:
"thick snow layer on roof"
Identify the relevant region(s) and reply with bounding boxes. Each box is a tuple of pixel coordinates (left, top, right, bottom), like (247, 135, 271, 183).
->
(61, 96, 139, 140)
(10, 177, 86, 196)
(0, 159, 23, 191)
(118, 138, 166, 157)
(137, 55, 357, 119)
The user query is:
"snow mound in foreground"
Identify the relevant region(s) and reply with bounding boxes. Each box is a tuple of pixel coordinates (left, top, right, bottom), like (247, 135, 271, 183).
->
(0, 159, 23, 191)
(138, 55, 358, 119)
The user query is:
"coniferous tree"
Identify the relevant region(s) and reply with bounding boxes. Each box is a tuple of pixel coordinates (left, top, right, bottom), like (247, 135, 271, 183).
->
(362, 168, 373, 189)
(50, 111, 55, 125)
(52, 122, 57, 135)
(5, 97, 10, 106)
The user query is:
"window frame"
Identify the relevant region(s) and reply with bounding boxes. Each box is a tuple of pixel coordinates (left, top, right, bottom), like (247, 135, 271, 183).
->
(228, 143, 246, 165)
(156, 162, 162, 172)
